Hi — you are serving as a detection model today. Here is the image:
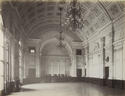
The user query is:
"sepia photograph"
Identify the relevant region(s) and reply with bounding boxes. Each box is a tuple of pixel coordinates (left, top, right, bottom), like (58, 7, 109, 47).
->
(0, 0, 125, 96)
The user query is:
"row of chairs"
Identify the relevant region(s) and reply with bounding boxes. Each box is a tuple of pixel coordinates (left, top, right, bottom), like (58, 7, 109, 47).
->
(44, 74, 70, 82)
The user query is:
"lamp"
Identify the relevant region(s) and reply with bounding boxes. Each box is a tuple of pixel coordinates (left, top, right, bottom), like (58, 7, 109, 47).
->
(57, 6, 65, 48)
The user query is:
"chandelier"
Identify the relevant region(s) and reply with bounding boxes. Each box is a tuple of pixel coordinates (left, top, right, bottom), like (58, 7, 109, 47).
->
(57, 6, 65, 48)
(65, 0, 84, 32)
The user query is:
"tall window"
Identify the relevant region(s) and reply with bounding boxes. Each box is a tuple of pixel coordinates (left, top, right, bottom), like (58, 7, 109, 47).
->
(0, 14, 3, 61)
(0, 13, 4, 91)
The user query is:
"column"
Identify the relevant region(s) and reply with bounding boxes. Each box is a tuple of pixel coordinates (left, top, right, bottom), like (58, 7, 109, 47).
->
(85, 44, 89, 77)
(36, 53, 40, 78)
(122, 26, 125, 81)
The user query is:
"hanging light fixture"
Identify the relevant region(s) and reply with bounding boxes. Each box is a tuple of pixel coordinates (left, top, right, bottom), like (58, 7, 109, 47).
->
(65, 0, 83, 32)
(57, 6, 65, 48)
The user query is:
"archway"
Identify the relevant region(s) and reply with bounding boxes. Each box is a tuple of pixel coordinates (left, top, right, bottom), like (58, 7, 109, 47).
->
(39, 38, 73, 82)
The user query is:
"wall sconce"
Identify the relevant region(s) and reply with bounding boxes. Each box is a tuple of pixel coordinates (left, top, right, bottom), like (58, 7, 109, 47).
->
(29, 47, 36, 53)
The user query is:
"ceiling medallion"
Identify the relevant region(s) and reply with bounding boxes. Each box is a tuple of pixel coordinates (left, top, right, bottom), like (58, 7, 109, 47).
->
(65, 0, 84, 32)
(57, 6, 65, 48)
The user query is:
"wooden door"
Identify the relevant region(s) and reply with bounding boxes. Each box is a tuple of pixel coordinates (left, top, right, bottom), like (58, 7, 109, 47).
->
(77, 69, 82, 77)
(28, 68, 36, 78)
(104, 67, 109, 86)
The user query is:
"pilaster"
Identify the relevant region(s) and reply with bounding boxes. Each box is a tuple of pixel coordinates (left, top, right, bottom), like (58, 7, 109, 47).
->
(70, 48, 76, 77)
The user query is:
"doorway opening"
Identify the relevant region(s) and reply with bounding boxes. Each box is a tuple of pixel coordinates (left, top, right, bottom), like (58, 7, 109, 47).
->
(77, 69, 82, 77)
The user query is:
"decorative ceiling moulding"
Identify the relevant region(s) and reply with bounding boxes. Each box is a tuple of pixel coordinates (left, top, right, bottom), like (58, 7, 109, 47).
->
(107, 3, 122, 19)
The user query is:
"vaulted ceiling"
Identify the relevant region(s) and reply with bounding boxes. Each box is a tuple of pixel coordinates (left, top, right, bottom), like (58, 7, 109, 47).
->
(1, 0, 125, 41)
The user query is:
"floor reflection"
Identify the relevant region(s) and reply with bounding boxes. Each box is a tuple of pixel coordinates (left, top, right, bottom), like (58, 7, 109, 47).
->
(8, 83, 125, 96)
(21, 88, 37, 92)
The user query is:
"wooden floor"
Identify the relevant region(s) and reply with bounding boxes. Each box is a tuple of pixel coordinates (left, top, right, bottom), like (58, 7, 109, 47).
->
(8, 83, 125, 96)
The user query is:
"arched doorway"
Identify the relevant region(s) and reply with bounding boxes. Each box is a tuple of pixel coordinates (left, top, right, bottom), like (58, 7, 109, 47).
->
(40, 38, 73, 82)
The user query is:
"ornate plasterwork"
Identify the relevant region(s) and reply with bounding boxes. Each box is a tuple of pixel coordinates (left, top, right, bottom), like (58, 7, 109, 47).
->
(2, 1, 125, 41)
(108, 3, 122, 19)
(113, 38, 124, 50)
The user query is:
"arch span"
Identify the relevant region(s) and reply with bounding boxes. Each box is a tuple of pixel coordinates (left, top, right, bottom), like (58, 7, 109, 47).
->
(39, 37, 75, 77)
